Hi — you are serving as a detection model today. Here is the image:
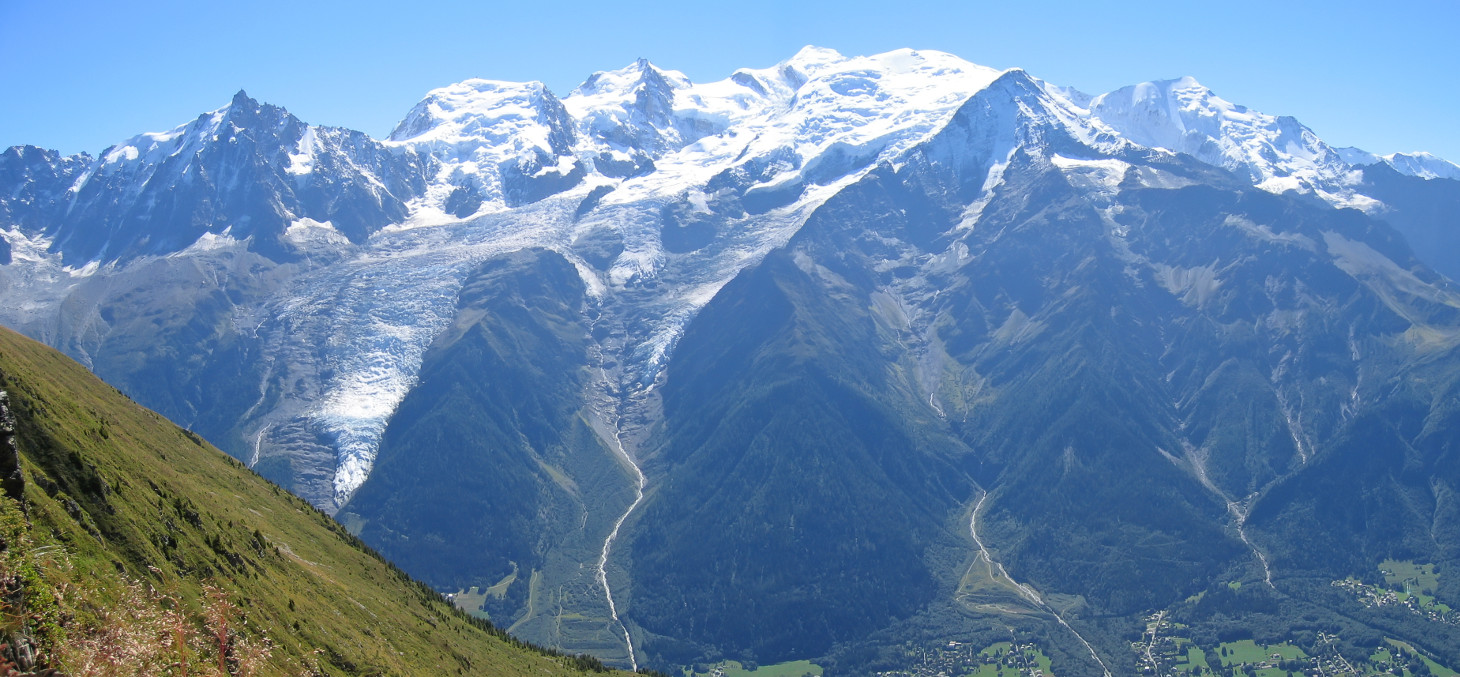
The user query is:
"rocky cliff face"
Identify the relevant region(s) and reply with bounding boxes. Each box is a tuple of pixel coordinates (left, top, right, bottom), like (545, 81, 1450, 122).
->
(0, 391, 24, 509)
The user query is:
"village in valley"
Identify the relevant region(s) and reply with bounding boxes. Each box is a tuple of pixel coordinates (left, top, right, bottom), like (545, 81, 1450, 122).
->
(1127, 611, 1403, 676)
(1331, 560, 1459, 626)
(874, 559, 1460, 677)
(1125, 560, 1460, 677)
(874, 640, 1056, 677)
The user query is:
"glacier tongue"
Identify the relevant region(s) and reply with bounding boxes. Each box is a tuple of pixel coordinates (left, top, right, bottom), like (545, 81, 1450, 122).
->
(249, 200, 577, 507)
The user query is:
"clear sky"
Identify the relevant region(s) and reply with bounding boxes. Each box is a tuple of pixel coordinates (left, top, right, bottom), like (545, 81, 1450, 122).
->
(3, 0, 1457, 161)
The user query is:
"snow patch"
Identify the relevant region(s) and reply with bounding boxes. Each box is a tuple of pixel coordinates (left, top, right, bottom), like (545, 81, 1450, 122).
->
(286, 127, 318, 175)
(171, 229, 242, 256)
(65, 260, 101, 278)
(104, 145, 140, 164)
(1051, 155, 1130, 193)
(1152, 263, 1221, 307)
(1323, 231, 1460, 312)
(955, 150, 1015, 231)
(1223, 215, 1317, 250)
(285, 218, 350, 247)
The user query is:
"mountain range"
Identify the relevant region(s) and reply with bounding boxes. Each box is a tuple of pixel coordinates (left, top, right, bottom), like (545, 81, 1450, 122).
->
(3, 46, 1460, 675)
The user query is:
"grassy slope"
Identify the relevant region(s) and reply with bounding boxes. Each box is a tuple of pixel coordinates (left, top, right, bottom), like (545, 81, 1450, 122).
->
(0, 324, 627, 676)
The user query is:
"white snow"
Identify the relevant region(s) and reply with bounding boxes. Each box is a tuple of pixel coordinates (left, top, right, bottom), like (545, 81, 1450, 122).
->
(1335, 146, 1382, 167)
(1087, 77, 1357, 198)
(386, 79, 576, 207)
(104, 145, 140, 163)
(1381, 151, 1460, 180)
(286, 126, 318, 175)
(171, 229, 241, 256)
(65, 260, 101, 278)
(97, 109, 227, 174)
(574, 47, 1006, 207)
(389, 79, 562, 151)
(1073, 76, 1460, 208)
(1336, 146, 1460, 180)
(1051, 155, 1130, 193)
(285, 217, 350, 247)
(564, 58, 695, 149)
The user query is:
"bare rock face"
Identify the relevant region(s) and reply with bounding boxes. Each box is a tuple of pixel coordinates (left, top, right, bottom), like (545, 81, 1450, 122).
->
(0, 391, 24, 510)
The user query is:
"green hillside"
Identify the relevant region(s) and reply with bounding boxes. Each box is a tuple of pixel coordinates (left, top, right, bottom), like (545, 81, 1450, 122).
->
(0, 324, 632, 676)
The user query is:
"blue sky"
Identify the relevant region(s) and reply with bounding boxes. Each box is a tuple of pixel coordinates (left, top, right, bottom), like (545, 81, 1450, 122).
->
(3, 0, 1458, 160)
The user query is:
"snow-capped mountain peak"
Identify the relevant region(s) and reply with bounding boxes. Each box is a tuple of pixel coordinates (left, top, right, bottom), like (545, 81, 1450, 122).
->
(387, 78, 581, 211)
(1088, 76, 1352, 194)
(571, 57, 691, 100)
(1338, 146, 1460, 181)
(585, 46, 1008, 209)
(1089, 76, 1220, 149)
(90, 90, 299, 175)
(1381, 151, 1460, 180)
(565, 58, 697, 159)
(776, 44, 847, 79)
(387, 79, 574, 153)
(1335, 146, 1382, 166)
(97, 106, 225, 169)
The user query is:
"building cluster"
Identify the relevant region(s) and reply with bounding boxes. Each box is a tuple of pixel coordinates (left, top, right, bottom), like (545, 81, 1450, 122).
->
(874, 640, 1050, 677)
(1332, 578, 1460, 625)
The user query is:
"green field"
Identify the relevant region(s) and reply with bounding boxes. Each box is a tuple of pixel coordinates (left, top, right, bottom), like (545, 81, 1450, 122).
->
(1343, 560, 1455, 616)
(451, 564, 520, 618)
(451, 584, 491, 617)
(1382, 559, 1440, 594)
(965, 642, 1054, 676)
(967, 663, 1017, 677)
(688, 659, 823, 677)
(954, 523, 1049, 620)
(1214, 639, 1305, 667)
(728, 660, 823, 677)
(1173, 644, 1210, 672)
(1387, 639, 1458, 677)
